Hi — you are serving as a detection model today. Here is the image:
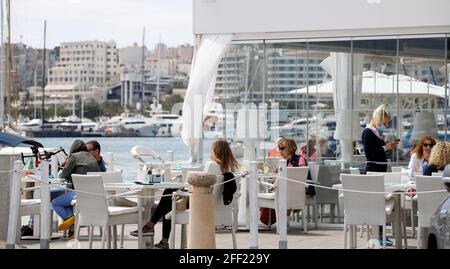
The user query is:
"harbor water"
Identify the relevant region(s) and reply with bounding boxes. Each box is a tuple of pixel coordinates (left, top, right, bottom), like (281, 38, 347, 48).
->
(35, 137, 213, 181)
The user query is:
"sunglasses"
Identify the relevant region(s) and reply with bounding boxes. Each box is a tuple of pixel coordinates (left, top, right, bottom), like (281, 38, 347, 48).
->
(423, 143, 434, 148)
(279, 146, 286, 151)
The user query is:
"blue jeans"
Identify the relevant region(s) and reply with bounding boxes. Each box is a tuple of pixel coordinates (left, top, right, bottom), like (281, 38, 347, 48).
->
(52, 191, 76, 220)
(51, 187, 66, 201)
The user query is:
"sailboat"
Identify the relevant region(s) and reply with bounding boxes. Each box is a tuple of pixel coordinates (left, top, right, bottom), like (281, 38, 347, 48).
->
(0, 0, 23, 136)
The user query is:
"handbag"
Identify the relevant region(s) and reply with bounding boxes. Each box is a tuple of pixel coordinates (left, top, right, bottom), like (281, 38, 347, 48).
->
(259, 207, 276, 225)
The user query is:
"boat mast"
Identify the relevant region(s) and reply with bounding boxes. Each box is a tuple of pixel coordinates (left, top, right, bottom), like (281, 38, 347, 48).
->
(0, 0, 4, 128)
(74, 67, 78, 116)
(14, 43, 18, 124)
(6, 0, 12, 123)
(41, 20, 46, 129)
(156, 35, 160, 111)
(140, 27, 145, 115)
(80, 65, 84, 121)
(33, 66, 37, 118)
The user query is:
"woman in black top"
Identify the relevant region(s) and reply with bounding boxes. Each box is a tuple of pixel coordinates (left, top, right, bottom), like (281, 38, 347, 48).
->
(362, 104, 397, 173)
(361, 104, 397, 246)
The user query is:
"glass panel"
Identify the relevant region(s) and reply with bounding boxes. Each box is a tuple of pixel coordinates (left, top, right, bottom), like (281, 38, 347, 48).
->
(446, 36, 450, 142)
(352, 39, 399, 169)
(264, 43, 308, 159)
(213, 35, 448, 226)
(307, 41, 351, 168)
(397, 38, 447, 172)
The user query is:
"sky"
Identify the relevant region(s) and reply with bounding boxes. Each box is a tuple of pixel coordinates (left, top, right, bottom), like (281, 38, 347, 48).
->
(9, 0, 193, 49)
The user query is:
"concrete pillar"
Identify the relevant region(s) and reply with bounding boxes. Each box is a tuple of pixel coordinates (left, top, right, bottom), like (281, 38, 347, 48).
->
(0, 153, 21, 242)
(128, 81, 133, 107)
(187, 172, 217, 249)
(124, 81, 128, 107)
(51, 155, 58, 178)
(248, 161, 259, 249)
(40, 160, 51, 249)
(166, 150, 174, 162)
(6, 161, 23, 249)
(105, 152, 114, 171)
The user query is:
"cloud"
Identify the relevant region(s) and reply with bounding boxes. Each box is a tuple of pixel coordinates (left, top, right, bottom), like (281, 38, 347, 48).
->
(10, 0, 193, 48)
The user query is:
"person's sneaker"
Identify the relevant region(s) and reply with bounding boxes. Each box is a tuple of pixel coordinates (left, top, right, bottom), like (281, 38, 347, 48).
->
(379, 237, 393, 247)
(66, 224, 75, 240)
(130, 225, 154, 237)
(154, 241, 169, 249)
(58, 216, 75, 231)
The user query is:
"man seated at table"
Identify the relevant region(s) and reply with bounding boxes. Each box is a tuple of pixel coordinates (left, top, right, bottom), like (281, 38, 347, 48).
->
(86, 140, 106, 172)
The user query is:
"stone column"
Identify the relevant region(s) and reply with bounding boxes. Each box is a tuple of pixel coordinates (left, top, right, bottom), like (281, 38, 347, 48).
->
(187, 172, 217, 249)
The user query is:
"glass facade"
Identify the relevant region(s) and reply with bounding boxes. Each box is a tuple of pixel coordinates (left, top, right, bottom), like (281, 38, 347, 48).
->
(214, 35, 449, 166)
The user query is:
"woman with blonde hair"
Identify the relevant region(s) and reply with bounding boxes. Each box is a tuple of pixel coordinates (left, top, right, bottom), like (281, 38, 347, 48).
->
(277, 138, 315, 195)
(423, 141, 450, 176)
(278, 138, 307, 167)
(408, 136, 436, 175)
(361, 104, 398, 246)
(362, 104, 398, 173)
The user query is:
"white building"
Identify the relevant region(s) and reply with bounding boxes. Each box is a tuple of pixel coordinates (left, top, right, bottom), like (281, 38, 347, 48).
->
(47, 40, 120, 101)
(119, 42, 150, 69)
(177, 44, 194, 64)
(30, 84, 99, 108)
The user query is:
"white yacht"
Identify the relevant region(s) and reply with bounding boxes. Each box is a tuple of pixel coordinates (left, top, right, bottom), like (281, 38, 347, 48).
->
(59, 115, 99, 132)
(138, 113, 182, 137)
(99, 114, 160, 137)
(19, 118, 42, 132)
(270, 114, 336, 139)
(203, 103, 235, 139)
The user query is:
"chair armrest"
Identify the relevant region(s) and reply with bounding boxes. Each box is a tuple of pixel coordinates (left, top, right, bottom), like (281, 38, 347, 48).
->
(173, 191, 190, 198)
(170, 190, 189, 211)
(22, 186, 41, 192)
(112, 189, 141, 198)
(259, 181, 274, 189)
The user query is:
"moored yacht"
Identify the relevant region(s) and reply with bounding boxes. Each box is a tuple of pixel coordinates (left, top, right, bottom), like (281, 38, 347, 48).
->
(137, 113, 182, 137)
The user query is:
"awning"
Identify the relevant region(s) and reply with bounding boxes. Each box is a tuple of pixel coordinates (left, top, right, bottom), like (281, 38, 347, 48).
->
(289, 71, 445, 98)
(0, 132, 43, 148)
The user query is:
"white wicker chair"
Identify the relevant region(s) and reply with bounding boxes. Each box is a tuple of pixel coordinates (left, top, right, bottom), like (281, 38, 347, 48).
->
(72, 174, 142, 249)
(87, 171, 135, 248)
(258, 167, 309, 233)
(341, 174, 388, 248)
(415, 175, 447, 248)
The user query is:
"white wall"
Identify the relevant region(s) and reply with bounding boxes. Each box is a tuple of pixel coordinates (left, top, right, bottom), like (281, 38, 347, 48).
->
(193, 0, 450, 37)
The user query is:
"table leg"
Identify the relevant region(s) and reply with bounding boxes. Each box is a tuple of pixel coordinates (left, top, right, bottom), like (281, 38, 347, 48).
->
(394, 193, 402, 249)
(138, 195, 143, 249)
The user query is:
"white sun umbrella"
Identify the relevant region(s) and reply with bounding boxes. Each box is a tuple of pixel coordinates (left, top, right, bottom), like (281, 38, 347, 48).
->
(290, 71, 445, 98)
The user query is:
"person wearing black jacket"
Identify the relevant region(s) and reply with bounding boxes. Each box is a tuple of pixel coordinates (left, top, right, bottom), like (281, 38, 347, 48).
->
(361, 104, 397, 246)
(362, 104, 397, 172)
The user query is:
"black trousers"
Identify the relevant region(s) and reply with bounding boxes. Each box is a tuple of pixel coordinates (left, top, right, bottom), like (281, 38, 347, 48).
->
(365, 163, 387, 237)
(150, 188, 189, 239)
(365, 162, 387, 173)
